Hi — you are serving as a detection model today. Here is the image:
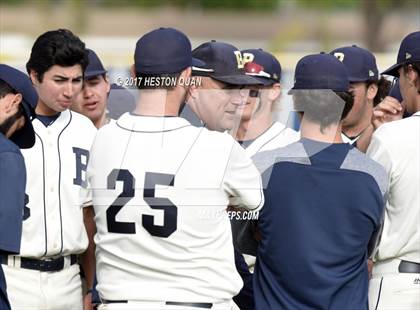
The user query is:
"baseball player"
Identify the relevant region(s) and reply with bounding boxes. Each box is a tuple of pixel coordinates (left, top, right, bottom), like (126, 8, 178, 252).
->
(2, 29, 97, 309)
(231, 49, 299, 274)
(84, 27, 264, 310)
(0, 64, 37, 310)
(367, 31, 420, 310)
(72, 49, 111, 129)
(252, 53, 387, 309)
(235, 48, 299, 156)
(185, 40, 261, 132)
(330, 45, 391, 150)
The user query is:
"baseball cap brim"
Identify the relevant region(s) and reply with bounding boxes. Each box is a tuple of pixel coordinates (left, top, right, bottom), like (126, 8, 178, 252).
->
(212, 74, 263, 86)
(9, 102, 36, 149)
(85, 69, 107, 79)
(381, 63, 401, 77)
(192, 57, 206, 68)
(249, 76, 277, 86)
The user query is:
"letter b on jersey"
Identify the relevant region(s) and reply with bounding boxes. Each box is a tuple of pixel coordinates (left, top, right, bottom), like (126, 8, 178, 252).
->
(73, 147, 89, 187)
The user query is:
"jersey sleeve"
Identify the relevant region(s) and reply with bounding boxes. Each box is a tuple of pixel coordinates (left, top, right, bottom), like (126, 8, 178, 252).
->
(367, 126, 393, 183)
(366, 127, 392, 259)
(223, 140, 264, 212)
(0, 151, 25, 254)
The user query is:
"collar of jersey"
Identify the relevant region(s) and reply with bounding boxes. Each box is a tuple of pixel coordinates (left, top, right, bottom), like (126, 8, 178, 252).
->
(116, 112, 192, 132)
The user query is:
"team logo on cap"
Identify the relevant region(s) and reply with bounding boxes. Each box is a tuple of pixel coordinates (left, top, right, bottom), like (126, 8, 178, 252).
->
(333, 52, 345, 62)
(406, 52, 412, 59)
(242, 52, 255, 66)
(234, 51, 245, 69)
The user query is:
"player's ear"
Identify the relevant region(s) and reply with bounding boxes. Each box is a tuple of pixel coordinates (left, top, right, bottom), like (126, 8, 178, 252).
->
(367, 83, 378, 101)
(29, 70, 40, 85)
(2, 93, 22, 115)
(130, 65, 136, 79)
(104, 75, 111, 93)
(268, 83, 281, 101)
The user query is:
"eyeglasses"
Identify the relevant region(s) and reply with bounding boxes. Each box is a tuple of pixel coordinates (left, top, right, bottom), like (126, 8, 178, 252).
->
(244, 62, 271, 79)
(249, 89, 260, 98)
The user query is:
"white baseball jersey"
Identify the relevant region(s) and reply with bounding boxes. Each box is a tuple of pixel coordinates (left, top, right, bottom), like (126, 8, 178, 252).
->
(243, 121, 299, 157)
(367, 112, 420, 263)
(20, 110, 97, 257)
(87, 113, 264, 302)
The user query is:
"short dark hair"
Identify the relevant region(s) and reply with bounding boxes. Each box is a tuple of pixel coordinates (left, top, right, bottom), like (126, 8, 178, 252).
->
(0, 79, 16, 98)
(403, 61, 420, 94)
(293, 90, 354, 132)
(26, 29, 88, 82)
(135, 71, 182, 90)
(369, 76, 391, 107)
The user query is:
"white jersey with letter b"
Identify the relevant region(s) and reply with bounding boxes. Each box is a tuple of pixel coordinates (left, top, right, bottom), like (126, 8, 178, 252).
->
(20, 110, 97, 257)
(87, 113, 264, 303)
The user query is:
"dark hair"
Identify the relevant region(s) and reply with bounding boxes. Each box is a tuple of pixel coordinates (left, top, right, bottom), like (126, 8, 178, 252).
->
(293, 90, 354, 132)
(0, 79, 16, 98)
(135, 71, 182, 90)
(369, 76, 391, 106)
(26, 29, 88, 82)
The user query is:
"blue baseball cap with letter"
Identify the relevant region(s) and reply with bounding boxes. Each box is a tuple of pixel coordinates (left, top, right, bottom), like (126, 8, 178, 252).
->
(242, 48, 282, 86)
(134, 27, 204, 74)
(382, 31, 420, 77)
(330, 45, 378, 82)
(192, 41, 261, 86)
(0, 64, 38, 148)
(290, 53, 349, 92)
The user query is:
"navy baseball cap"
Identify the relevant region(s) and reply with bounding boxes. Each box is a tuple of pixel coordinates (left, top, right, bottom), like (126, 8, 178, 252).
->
(242, 48, 281, 86)
(0, 64, 38, 149)
(331, 45, 378, 82)
(289, 53, 350, 92)
(192, 41, 261, 86)
(382, 31, 420, 77)
(85, 49, 107, 79)
(134, 27, 204, 74)
(389, 79, 403, 102)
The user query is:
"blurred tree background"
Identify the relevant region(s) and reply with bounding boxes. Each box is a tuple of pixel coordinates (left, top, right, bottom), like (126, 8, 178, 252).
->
(0, 0, 419, 52)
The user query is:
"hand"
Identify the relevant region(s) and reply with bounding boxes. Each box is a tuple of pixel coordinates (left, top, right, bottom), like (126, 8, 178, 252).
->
(367, 259, 374, 279)
(372, 96, 404, 130)
(83, 292, 93, 310)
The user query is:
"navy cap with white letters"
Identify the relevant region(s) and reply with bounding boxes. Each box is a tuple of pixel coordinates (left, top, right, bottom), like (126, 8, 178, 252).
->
(331, 45, 378, 83)
(241, 48, 282, 86)
(192, 41, 262, 86)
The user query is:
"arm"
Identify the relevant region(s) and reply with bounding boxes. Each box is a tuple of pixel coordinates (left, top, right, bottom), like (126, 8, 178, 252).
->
(357, 96, 403, 153)
(224, 141, 264, 212)
(80, 205, 96, 310)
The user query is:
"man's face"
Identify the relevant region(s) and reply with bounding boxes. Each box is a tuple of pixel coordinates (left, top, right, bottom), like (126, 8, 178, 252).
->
(32, 65, 83, 114)
(236, 87, 263, 122)
(193, 77, 245, 132)
(72, 75, 110, 123)
(343, 82, 368, 127)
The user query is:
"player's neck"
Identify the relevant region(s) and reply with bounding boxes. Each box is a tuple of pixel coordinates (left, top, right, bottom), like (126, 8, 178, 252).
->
(134, 89, 181, 117)
(234, 113, 273, 142)
(35, 100, 60, 116)
(301, 118, 343, 144)
(94, 113, 108, 129)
